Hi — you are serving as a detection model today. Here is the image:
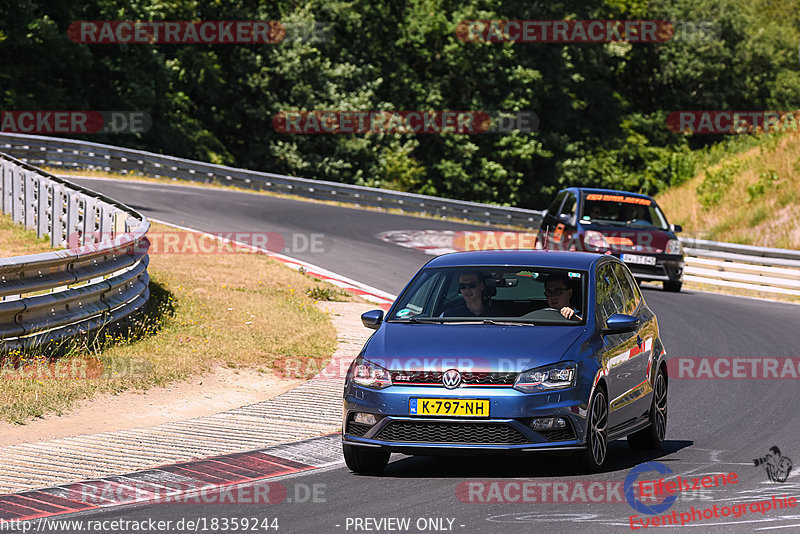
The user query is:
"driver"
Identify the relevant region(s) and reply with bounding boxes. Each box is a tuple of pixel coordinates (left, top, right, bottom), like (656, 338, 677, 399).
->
(544, 274, 581, 320)
(441, 271, 494, 317)
(588, 204, 603, 219)
(622, 204, 646, 223)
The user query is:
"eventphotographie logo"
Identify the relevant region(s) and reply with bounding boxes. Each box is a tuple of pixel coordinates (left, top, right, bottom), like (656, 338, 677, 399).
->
(754, 446, 792, 483)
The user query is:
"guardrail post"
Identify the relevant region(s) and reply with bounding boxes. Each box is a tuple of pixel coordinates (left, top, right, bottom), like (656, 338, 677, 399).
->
(83, 196, 97, 244)
(113, 211, 127, 238)
(37, 180, 50, 239)
(100, 203, 113, 238)
(65, 192, 81, 246)
(11, 167, 22, 224)
(0, 161, 6, 214)
(51, 185, 65, 247)
(24, 172, 36, 230)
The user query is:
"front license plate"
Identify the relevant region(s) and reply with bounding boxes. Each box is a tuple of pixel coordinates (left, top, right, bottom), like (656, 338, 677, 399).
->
(409, 398, 490, 417)
(621, 254, 656, 266)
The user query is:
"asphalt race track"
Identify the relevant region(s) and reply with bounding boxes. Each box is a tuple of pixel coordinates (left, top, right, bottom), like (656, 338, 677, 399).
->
(51, 177, 800, 533)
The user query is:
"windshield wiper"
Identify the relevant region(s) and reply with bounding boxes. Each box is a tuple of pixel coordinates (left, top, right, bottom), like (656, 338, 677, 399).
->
(442, 319, 536, 326)
(484, 319, 536, 325)
(392, 317, 536, 325)
(390, 317, 446, 324)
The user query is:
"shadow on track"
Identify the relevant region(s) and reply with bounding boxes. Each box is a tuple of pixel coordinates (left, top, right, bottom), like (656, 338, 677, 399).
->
(354, 439, 694, 479)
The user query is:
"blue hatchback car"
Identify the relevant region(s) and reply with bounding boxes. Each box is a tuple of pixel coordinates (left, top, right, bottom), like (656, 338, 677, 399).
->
(342, 250, 669, 473)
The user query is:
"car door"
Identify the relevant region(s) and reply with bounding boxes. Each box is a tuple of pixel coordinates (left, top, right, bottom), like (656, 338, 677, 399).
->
(613, 262, 658, 420)
(595, 262, 644, 429)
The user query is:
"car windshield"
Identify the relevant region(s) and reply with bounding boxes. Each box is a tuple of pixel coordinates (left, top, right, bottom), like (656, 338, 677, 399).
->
(581, 194, 669, 230)
(388, 266, 587, 325)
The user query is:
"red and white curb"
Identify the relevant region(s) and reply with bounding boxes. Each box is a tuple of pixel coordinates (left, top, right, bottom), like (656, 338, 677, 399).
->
(0, 434, 342, 523)
(378, 229, 459, 256)
(151, 218, 396, 309)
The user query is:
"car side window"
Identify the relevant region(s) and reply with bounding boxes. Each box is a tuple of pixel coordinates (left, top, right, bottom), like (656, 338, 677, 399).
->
(561, 192, 577, 219)
(406, 272, 440, 315)
(547, 191, 567, 216)
(596, 263, 625, 326)
(612, 263, 638, 315)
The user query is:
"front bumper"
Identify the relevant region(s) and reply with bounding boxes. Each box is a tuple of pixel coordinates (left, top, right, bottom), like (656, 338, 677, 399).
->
(618, 255, 684, 282)
(342, 383, 590, 453)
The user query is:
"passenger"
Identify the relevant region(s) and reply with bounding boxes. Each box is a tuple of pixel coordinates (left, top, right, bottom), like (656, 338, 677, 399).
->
(442, 271, 493, 317)
(544, 274, 581, 320)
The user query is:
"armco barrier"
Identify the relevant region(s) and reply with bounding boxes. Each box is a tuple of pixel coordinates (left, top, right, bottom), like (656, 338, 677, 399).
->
(0, 133, 543, 228)
(0, 152, 150, 351)
(680, 238, 800, 297)
(0, 133, 798, 298)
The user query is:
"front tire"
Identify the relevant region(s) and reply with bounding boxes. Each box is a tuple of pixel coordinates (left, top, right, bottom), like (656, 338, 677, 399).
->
(343, 444, 390, 474)
(573, 387, 609, 473)
(628, 368, 668, 450)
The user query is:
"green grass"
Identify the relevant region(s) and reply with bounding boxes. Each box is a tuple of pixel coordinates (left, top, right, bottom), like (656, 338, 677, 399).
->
(657, 135, 800, 249)
(0, 218, 343, 424)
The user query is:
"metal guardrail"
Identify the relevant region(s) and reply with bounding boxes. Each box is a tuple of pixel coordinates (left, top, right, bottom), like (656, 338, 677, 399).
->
(680, 237, 800, 297)
(0, 152, 150, 351)
(0, 133, 544, 228)
(0, 133, 797, 299)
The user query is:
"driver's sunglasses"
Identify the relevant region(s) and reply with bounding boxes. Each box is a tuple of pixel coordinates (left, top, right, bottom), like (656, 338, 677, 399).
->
(458, 281, 479, 290)
(544, 287, 567, 297)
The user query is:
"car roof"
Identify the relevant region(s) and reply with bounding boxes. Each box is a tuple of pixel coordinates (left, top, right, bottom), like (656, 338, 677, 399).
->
(566, 187, 655, 201)
(424, 250, 606, 270)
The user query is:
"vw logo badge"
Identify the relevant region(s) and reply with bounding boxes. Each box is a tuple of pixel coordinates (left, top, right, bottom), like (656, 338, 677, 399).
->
(442, 369, 462, 389)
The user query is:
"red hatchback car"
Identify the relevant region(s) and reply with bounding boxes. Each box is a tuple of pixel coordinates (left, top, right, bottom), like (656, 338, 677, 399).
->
(538, 188, 685, 291)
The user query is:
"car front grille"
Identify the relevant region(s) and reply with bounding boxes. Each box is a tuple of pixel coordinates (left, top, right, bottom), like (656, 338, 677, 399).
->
(375, 421, 530, 444)
(345, 421, 373, 437)
(389, 371, 518, 386)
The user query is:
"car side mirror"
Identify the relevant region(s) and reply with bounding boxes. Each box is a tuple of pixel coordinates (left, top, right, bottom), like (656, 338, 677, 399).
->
(670, 224, 683, 233)
(603, 313, 640, 334)
(361, 309, 384, 330)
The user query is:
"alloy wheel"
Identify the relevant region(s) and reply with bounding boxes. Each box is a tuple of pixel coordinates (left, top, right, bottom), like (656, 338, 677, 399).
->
(653, 372, 667, 442)
(590, 391, 608, 465)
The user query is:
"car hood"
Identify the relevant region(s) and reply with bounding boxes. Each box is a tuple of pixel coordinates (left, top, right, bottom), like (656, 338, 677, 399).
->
(362, 323, 585, 373)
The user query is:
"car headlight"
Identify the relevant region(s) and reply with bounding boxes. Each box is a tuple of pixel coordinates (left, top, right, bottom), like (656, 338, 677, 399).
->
(583, 230, 610, 250)
(513, 362, 577, 393)
(349, 357, 392, 389)
(666, 239, 683, 255)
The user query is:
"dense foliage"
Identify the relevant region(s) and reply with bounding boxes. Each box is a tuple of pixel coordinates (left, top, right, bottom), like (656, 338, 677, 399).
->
(1, 0, 798, 208)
